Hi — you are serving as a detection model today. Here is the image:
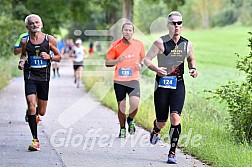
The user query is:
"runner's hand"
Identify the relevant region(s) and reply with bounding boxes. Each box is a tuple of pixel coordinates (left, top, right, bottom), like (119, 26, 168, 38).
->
(157, 67, 167, 77)
(40, 52, 50, 60)
(18, 60, 25, 70)
(136, 63, 143, 71)
(189, 68, 197, 78)
(117, 55, 126, 63)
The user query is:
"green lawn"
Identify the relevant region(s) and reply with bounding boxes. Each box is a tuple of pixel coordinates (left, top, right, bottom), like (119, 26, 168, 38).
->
(0, 57, 21, 89)
(83, 25, 252, 167)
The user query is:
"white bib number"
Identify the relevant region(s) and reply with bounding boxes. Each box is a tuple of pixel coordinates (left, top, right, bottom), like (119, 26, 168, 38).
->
(29, 56, 47, 68)
(119, 68, 132, 77)
(158, 76, 177, 89)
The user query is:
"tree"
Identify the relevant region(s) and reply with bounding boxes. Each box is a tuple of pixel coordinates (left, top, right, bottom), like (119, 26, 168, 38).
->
(23, 0, 72, 34)
(122, 0, 133, 21)
(0, 18, 26, 57)
(180, 0, 229, 28)
(11, 0, 29, 21)
(162, 0, 185, 11)
(134, 0, 169, 33)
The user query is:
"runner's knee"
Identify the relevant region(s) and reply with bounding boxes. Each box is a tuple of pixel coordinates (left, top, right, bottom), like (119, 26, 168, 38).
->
(170, 113, 180, 125)
(28, 105, 36, 115)
(118, 100, 126, 113)
(156, 121, 166, 129)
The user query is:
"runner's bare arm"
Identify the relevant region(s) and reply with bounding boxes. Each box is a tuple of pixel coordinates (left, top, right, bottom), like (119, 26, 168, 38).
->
(186, 42, 197, 78)
(48, 35, 61, 62)
(69, 47, 75, 57)
(14, 48, 22, 56)
(105, 55, 126, 67)
(144, 38, 167, 76)
(136, 43, 145, 71)
(18, 39, 27, 70)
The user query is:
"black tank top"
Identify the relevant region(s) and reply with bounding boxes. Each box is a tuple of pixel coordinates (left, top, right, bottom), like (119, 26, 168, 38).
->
(24, 35, 51, 81)
(157, 35, 188, 76)
(155, 35, 188, 83)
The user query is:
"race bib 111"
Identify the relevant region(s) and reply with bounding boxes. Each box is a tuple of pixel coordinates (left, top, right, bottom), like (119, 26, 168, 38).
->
(29, 56, 48, 68)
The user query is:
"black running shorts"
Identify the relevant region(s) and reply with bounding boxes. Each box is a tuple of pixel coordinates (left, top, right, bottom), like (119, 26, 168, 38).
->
(73, 61, 84, 70)
(154, 79, 185, 122)
(114, 80, 140, 102)
(25, 79, 50, 100)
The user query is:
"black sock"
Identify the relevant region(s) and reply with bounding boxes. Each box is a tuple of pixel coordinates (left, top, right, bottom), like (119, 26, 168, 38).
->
(127, 116, 133, 123)
(28, 115, 38, 139)
(153, 120, 161, 133)
(53, 69, 55, 76)
(36, 107, 39, 115)
(169, 124, 181, 154)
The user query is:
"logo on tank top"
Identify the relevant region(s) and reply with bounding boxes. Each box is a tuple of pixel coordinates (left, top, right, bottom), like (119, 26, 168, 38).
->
(126, 54, 134, 58)
(35, 50, 40, 56)
(171, 47, 182, 56)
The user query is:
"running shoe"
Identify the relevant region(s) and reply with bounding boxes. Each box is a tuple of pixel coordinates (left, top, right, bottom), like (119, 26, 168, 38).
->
(167, 152, 177, 164)
(150, 130, 159, 145)
(28, 139, 40, 151)
(119, 128, 126, 138)
(127, 120, 136, 135)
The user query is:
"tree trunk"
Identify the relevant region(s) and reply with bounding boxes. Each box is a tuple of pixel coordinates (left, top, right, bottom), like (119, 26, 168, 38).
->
(202, 0, 209, 28)
(122, 0, 133, 22)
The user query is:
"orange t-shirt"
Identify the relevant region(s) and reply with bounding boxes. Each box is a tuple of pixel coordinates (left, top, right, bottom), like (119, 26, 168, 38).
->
(106, 38, 145, 81)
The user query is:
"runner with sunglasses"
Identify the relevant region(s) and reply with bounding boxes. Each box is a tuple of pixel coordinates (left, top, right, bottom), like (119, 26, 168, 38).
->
(144, 11, 197, 164)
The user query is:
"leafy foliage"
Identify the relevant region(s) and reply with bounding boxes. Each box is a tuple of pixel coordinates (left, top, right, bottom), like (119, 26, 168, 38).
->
(163, 0, 185, 10)
(24, 0, 72, 34)
(0, 18, 26, 58)
(210, 7, 238, 27)
(213, 32, 252, 144)
(134, 0, 169, 33)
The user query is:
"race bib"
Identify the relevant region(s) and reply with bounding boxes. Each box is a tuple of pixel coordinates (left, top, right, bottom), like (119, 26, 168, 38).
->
(158, 76, 177, 89)
(119, 68, 132, 77)
(29, 56, 48, 68)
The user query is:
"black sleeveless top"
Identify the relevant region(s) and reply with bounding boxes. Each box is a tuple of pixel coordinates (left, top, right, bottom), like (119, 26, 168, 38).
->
(156, 35, 188, 82)
(24, 35, 51, 81)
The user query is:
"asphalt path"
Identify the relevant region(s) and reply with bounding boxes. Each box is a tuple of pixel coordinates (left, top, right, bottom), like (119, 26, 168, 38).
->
(0, 59, 208, 167)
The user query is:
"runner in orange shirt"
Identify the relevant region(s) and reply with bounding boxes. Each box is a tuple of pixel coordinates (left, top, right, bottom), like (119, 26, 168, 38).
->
(106, 22, 145, 138)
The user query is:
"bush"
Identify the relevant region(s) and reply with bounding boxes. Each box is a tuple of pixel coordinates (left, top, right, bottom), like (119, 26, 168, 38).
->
(213, 32, 252, 144)
(211, 8, 238, 27)
(238, 1, 252, 26)
(0, 17, 26, 58)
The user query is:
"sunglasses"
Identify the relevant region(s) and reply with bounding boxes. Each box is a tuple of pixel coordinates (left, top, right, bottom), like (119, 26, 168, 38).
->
(169, 21, 183, 26)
